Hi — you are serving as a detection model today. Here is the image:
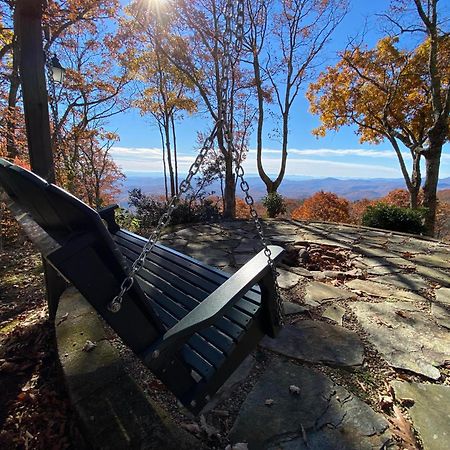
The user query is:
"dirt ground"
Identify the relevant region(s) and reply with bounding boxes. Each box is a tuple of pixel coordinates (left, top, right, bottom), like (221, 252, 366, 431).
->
(0, 224, 76, 449)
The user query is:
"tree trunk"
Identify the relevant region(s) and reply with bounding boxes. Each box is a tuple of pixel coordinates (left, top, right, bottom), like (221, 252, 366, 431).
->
(272, 112, 289, 193)
(423, 148, 442, 236)
(171, 115, 179, 195)
(223, 153, 235, 218)
(6, 37, 20, 159)
(410, 152, 422, 209)
(164, 116, 176, 198)
(16, 0, 55, 181)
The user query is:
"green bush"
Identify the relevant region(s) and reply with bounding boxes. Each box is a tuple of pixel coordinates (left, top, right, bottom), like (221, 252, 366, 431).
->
(127, 188, 221, 232)
(114, 207, 140, 233)
(262, 192, 286, 218)
(362, 203, 426, 235)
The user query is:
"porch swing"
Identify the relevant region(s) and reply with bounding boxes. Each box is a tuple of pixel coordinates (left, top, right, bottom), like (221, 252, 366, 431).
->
(0, 0, 285, 414)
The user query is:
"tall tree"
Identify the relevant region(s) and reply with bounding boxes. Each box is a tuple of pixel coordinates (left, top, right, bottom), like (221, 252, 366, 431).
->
(44, 0, 127, 204)
(384, 0, 450, 235)
(245, 0, 346, 194)
(307, 37, 438, 209)
(119, 5, 197, 200)
(128, 0, 249, 218)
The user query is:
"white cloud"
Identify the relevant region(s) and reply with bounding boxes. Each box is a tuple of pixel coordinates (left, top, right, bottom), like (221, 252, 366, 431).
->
(248, 148, 404, 158)
(111, 145, 403, 178)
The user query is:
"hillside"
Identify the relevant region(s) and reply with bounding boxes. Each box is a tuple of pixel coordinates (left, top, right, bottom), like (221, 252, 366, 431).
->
(118, 173, 450, 206)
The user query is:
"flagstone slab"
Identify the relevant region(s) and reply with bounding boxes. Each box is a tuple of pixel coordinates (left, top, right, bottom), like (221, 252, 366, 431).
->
(260, 321, 364, 367)
(345, 279, 426, 302)
(283, 301, 308, 315)
(229, 360, 390, 450)
(412, 253, 450, 269)
(373, 273, 428, 291)
(392, 382, 450, 450)
(304, 281, 356, 306)
(322, 305, 346, 325)
(277, 269, 303, 290)
(350, 301, 450, 379)
(415, 265, 450, 287)
(432, 287, 450, 329)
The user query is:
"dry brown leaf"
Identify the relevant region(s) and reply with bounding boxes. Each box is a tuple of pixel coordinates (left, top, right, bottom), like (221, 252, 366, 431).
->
(181, 422, 201, 434)
(378, 394, 393, 411)
(388, 405, 419, 450)
(82, 340, 96, 352)
(56, 313, 69, 326)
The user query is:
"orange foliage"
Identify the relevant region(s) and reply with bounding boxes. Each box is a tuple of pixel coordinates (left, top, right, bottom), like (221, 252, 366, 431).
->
(12, 157, 31, 170)
(235, 197, 251, 219)
(291, 191, 350, 223)
(381, 188, 424, 208)
(349, 198, 375, 224)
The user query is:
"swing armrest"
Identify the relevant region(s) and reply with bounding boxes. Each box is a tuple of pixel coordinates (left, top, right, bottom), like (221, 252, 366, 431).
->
(142, 245, 284, 363)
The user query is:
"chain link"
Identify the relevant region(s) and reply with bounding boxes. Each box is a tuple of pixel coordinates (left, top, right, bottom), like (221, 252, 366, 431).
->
(107, 124, 218, 312)
(220, 0, 284, 326)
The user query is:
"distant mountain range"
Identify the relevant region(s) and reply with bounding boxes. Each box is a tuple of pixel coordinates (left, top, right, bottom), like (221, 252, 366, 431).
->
(117, 173, 450, 206)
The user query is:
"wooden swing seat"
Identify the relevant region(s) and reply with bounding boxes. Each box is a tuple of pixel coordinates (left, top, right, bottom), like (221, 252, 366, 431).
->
(0, 158, 284, 413)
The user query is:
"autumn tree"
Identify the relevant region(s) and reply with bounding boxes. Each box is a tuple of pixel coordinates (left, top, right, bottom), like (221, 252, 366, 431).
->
(309, 0, 449, 235)
(128, 0, 253, 218)
(291, 191, 350, 223)
(0, 0, 125, 207)
(244, 0, 347, 195)
(387, 0, 450, 236)
(44, 0, 127, 204)
(119, 2, 197, 200)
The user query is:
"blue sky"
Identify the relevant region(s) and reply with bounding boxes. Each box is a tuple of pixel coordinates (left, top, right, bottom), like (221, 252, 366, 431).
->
(108, 0, 450, 179)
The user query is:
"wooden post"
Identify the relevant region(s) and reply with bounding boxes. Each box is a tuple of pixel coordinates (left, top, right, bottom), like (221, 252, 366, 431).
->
(16, 0, 66, 318)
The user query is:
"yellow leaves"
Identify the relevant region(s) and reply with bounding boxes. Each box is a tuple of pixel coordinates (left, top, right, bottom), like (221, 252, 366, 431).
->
(308, 35, 445, 146)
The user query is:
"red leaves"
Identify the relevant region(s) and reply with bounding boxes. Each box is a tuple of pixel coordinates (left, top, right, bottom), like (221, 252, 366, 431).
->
(291, 191, 351, 223)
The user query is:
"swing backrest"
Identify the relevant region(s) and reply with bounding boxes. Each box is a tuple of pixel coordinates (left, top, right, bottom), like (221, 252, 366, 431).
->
(0, 158, 161, 352)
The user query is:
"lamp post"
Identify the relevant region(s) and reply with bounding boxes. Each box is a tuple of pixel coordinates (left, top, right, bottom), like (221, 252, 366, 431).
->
(50, 54, 65, 84)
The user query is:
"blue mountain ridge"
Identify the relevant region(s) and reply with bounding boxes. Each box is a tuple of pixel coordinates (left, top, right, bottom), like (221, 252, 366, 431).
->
(117, 173, 450, 206)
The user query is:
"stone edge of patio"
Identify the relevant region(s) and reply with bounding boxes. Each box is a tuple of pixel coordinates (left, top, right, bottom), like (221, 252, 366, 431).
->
(54, 286, 200, 450)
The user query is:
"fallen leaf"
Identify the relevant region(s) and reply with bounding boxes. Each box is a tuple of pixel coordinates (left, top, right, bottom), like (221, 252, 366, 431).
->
(399, 397, 415, 407)
(265, 399, 274, 406)
(181, 422, 201, 434)
(388, 405, 419, 450)
(378, 394, 393, 411)
(82, 340, 97, 352)
(200, 414, 219, 437)
(56, 313, 69, 326)
(225, 444, 248, 450)
(289, 385, 301, 395)
(395, 310, 410, 319)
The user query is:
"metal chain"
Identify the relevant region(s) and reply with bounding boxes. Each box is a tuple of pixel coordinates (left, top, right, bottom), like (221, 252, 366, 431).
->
(108, 124, 219, 312)
(109, 0, 284, 326)
(221, 0, 284, 326)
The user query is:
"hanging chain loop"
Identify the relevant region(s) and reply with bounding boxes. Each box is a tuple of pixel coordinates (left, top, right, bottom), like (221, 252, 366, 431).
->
(220, 0, 284, 326)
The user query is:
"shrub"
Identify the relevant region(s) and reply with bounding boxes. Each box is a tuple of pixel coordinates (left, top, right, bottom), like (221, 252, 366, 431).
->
(127, 188, 221, 232)
(361, 203, 426, 235)
(291, 191, 350, 223)
(114, 207, 140, 233)
(262, 192, 286, 218)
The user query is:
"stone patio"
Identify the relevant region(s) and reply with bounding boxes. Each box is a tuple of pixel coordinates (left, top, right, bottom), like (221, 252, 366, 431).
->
(157, 220, 450, 450)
